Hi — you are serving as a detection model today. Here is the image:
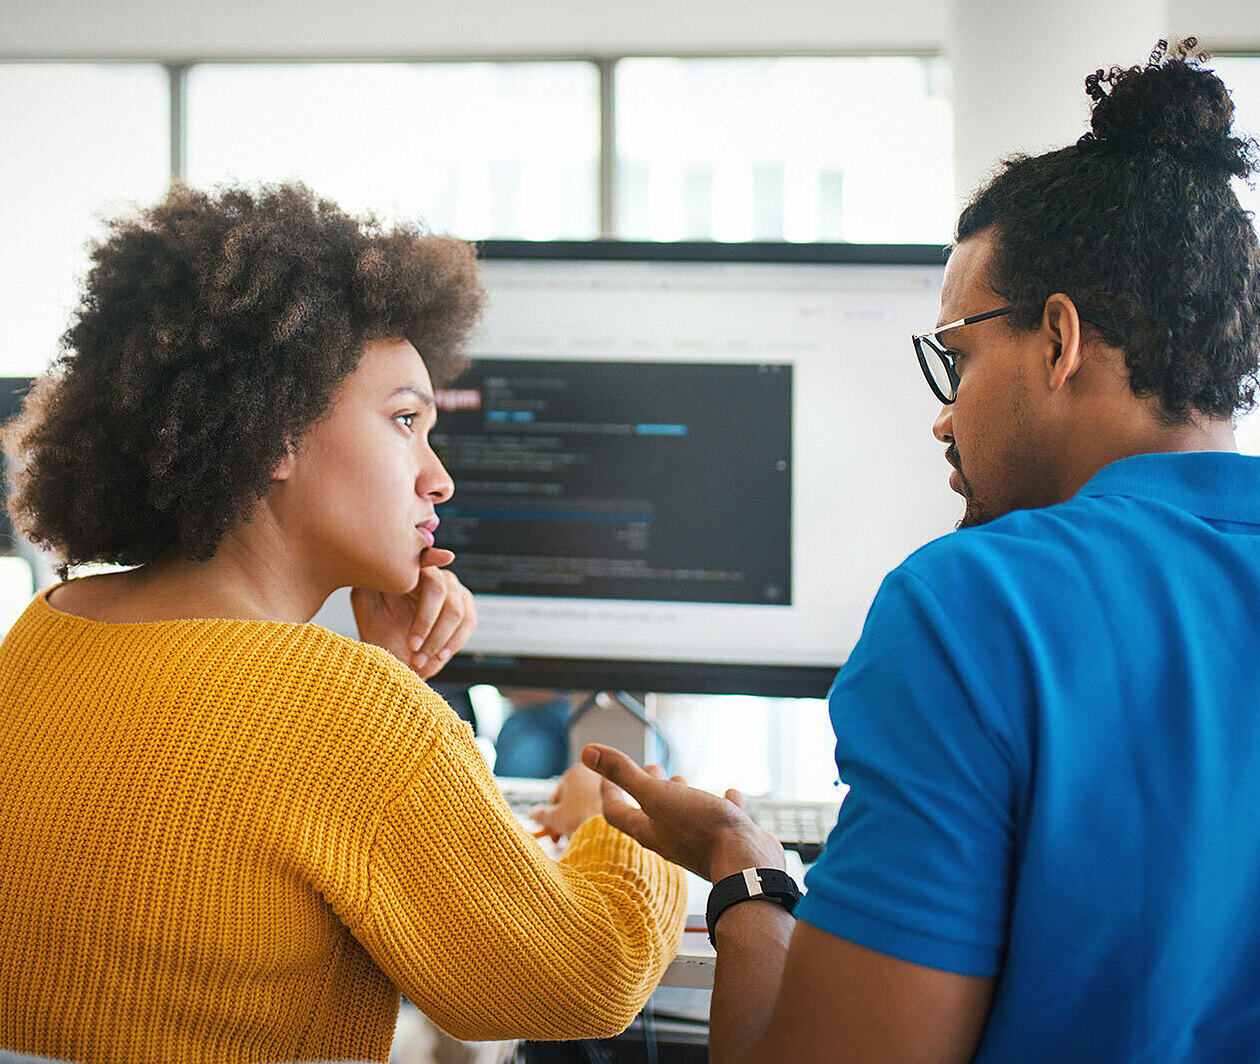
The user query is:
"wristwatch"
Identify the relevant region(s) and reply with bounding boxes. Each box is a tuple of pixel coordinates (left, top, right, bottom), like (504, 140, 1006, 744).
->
(705, 867, 802, 947)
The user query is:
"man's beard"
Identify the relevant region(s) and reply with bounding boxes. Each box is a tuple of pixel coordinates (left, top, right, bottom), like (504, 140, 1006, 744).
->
(958, 500, 998, 529)
(947, 443, 998, 529)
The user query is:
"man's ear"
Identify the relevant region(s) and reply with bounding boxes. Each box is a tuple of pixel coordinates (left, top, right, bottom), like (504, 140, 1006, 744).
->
(1042, 293, 1085, 393)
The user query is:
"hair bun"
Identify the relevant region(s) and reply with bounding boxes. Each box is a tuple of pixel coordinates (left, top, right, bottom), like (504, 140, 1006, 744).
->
(1080, 38, 1256, 179)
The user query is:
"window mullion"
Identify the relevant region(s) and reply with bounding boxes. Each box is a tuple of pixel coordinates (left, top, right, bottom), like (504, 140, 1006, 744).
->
(597, 57, 616, 237)
(167, 63, 189, 185)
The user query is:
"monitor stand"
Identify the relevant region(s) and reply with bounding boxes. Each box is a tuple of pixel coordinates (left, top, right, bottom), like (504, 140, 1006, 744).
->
(568, 691, 657, 767)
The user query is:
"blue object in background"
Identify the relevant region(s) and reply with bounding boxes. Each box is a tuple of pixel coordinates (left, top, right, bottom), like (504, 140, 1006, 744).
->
(495, 698, 572, 779)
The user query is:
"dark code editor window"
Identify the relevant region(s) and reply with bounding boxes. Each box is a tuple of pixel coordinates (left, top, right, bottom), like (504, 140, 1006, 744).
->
(433, 359, 792, 605)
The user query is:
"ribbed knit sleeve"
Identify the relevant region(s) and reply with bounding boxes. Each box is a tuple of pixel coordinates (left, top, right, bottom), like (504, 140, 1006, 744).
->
(0, 592, 687, 1060)
(349, 712, 687, 1042)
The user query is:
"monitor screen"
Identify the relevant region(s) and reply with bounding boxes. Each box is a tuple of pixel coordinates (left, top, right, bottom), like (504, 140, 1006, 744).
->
(0, 378, 33, 553)
(315, 242, 962, 695)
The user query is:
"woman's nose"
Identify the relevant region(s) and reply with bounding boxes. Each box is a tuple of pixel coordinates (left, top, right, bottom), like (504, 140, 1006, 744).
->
(420, 454, 455, 504)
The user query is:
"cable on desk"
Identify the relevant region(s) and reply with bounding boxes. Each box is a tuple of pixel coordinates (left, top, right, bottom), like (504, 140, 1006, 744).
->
(581, 1040, 613, 1064)
(642, 999, 660, 1064)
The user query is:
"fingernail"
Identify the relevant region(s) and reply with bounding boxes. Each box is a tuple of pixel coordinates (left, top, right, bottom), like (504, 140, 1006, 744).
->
(408, 636, 423, 652)
(437, 648, 451, 661)
(413, 653, 428, 668)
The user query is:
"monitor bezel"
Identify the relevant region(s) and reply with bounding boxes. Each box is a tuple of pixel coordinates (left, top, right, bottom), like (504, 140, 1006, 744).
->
(445, 240, 949, 697)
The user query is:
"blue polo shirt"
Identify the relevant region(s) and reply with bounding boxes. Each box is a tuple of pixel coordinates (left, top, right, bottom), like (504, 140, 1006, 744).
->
(796, 451, 1260, 1062)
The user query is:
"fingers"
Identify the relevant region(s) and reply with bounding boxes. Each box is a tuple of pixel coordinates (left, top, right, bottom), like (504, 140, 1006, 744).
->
(407, 569, 447, 659)
(646, 765, 688, 787)
(351, 573, 476, 681)
(646, 761, 689, 786)
(442, 588, 477, 658)
(416, 603, 476, 679)
(427, 585, 477, 677)
(597, 772, 634, 813)
(419, 547, 456, 568)
(527, 804, 563, 841)
(598, 775, 657, 847)
(411, 573, 475, 677)
(581, 744, 662, 806)
(724, 788, 746, 809)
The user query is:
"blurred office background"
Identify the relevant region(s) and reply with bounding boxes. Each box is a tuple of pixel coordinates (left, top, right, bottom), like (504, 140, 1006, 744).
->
(2, 0, 1259, 800)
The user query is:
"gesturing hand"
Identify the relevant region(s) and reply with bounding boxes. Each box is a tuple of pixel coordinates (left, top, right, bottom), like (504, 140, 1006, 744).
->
(581, 743, 786, 883)
(350, 547, 477, 680)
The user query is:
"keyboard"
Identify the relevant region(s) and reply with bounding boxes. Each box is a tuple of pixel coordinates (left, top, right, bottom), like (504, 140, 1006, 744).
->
(495, 775, 561, 818)
(496, 776, 839, 862)
(740, 796, 839, 863)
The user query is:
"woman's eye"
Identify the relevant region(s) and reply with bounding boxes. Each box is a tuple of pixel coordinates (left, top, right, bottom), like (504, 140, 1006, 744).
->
(395, 412, 417, 430)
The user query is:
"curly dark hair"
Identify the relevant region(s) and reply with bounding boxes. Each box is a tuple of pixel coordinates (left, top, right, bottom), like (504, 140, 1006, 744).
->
(4, 182, 484, 568)
(956, 38, 1260, 423)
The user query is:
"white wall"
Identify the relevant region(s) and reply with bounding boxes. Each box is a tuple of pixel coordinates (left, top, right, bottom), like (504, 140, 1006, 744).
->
(950, 0, 1170, 203)
(0, 0, 949, 58)
(0, 0, 1255, 59)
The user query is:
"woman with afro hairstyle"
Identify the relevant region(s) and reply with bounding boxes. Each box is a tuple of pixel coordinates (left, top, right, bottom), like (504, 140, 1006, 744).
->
(0, 183, 685, 1062)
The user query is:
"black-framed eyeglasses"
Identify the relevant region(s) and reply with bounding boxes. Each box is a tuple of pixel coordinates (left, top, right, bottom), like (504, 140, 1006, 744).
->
(912, 306, 1013, 405)
(913, 303, 1124, 404)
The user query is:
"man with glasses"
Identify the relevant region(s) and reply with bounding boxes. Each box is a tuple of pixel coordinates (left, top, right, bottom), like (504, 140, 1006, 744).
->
(579, 45, 1260, 1064)
(912, 301, 1127, 529)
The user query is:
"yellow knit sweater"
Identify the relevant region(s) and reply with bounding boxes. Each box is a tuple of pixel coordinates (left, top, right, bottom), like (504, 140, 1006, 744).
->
(0, 589, 686, 1062)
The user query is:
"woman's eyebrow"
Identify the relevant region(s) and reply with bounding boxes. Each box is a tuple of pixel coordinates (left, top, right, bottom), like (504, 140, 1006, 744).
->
(389, 386, 434, 408)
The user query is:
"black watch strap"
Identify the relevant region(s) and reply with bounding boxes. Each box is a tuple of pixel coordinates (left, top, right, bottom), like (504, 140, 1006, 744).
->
(705, 867, 801, 947)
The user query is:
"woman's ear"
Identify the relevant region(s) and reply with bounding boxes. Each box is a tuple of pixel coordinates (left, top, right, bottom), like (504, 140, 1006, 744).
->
(271, 442, 297, 482)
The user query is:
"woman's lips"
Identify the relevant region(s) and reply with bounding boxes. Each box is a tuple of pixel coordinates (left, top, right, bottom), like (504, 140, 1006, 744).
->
(415, 521, 441, 552)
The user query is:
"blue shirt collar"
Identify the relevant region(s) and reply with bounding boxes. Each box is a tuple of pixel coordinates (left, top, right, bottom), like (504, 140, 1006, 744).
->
(1076, 451, 1260, 525)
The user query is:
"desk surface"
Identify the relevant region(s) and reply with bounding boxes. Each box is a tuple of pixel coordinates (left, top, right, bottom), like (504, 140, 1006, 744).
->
(662, 931, 717, 989)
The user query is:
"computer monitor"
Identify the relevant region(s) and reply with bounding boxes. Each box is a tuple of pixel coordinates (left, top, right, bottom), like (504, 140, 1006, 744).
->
(0, 378, 33, 553)
(316, 242, 961, 695)
(404, 240, 962, 697)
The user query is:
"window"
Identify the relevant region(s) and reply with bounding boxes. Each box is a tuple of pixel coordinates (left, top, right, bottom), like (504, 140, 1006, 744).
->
(186, 62, 600, 239)
(1213, 56, 1260, 455)
(615, 56, 953, 243)
(0, 63, 169, 377)
(1213, 57, 1260, 224)
(655, 694, 840, 801)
